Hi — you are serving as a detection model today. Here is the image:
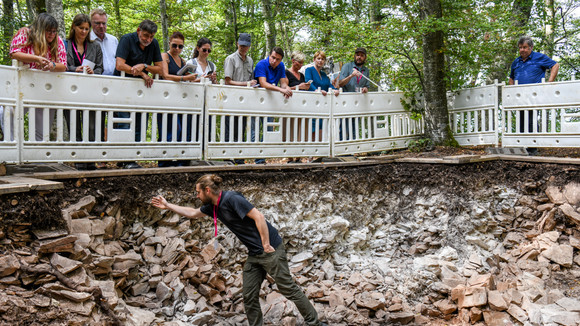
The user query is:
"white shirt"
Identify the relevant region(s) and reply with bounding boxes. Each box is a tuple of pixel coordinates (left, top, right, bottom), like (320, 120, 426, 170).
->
(90, 30, 118, 76)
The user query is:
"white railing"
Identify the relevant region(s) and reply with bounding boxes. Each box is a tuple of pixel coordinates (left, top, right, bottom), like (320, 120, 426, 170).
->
(333, 91, 423, 156)
(3, 61, 580, 165)
(9, 65, 204, 163)
(502, 80, 580, 147)
(448, 83, 500, 147)
(204, 84, 332, 159)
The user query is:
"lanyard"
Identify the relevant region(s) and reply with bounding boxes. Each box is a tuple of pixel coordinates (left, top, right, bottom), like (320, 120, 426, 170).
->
(355, 66, 363, 84)
(72, 41, 86, 65)
(213, 191, 222, 237)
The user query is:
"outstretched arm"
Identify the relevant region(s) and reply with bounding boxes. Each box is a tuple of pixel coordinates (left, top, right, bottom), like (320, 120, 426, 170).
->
(246, 208, 275, 253)
(151, 195, 206, 219)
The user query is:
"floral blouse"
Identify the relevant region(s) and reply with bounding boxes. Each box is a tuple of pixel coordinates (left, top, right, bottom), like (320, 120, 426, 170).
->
(9, 27, 66, 69)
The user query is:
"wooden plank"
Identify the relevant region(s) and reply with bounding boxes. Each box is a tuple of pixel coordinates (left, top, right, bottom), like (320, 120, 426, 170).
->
(0, 176, 63, 195)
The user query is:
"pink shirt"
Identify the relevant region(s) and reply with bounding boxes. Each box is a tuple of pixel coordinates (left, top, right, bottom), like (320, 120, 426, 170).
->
(9, 27, 66, 70)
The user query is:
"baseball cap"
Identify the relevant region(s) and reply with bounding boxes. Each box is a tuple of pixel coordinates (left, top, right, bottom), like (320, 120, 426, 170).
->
(355, 47, 367, 55)
(238, 33, 251, 46)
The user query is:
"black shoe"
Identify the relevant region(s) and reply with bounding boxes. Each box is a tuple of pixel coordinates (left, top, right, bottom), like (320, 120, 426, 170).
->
(123, 162, 142, 169)
(254, 159, 266, 164)
(234, 159, 245, 165)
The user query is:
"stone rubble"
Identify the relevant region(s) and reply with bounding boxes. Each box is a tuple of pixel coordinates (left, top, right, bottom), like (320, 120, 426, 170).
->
(0, 178, 579, 325)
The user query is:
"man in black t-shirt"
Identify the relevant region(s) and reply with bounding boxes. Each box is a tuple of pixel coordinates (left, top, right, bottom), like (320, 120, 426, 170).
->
(152, 174, 326, 326)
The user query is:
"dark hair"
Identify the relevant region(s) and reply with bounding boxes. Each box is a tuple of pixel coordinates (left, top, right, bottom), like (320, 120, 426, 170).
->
(518, 36, 533, 48)
(138, 19, 158, 34)
(196, 174, 222, 195)
(271, 46, 284, 59)
(170, 31, 184, 42)
(193, 37, 212, 58)
(68, 14, 92, 44)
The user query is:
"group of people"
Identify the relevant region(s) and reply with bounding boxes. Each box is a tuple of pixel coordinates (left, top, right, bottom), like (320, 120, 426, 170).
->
(6, 10, 371, 167)
(6, 11, 560, 166)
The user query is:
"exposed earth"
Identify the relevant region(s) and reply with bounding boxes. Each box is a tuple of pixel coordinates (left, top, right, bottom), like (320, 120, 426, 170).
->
(1, 148, 580, 325)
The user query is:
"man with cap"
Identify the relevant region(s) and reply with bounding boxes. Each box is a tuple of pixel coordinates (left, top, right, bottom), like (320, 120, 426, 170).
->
(223, 33, 257, 163)
(339, 47, 370, 93)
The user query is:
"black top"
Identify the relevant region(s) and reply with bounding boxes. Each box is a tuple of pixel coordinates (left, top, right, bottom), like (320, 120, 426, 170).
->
(114, 32, 162, 77)
(166, 52, 184, 76)
(286, 69, 305, 87)
(200, 191, 282, 256)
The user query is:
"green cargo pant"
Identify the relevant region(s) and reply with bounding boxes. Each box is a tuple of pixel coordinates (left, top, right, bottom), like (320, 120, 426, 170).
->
(243, 242, 321, 326)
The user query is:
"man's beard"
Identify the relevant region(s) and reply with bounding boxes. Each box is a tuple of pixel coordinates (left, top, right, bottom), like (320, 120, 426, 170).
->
(355, 59, 365, 66)
(140, 40, 151, 47)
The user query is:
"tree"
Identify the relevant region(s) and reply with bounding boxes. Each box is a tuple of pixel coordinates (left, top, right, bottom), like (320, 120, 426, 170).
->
(45, 0, 64, 39)
(159, 0, 168, 51)
(419, 0, 455, 146)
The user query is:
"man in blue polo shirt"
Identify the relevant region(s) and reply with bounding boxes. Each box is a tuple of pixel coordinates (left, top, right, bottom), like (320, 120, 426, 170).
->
(509, 36, 559, 85)
(508, 36, 559, 136)
(254, 46, 292, 98)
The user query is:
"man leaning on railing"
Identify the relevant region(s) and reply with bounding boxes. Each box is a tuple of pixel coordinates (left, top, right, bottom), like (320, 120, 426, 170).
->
(113, 19, 163, 169)
(508, 36, 559, 136)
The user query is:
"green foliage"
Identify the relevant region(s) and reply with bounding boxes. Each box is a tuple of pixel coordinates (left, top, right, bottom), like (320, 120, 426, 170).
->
(407, 137, 433, 152)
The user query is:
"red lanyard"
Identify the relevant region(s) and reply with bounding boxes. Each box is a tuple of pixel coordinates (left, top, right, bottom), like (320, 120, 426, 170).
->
(355, 67, 363, 84)
(213, 192, 222, 237)
(72, 41, 86, 65)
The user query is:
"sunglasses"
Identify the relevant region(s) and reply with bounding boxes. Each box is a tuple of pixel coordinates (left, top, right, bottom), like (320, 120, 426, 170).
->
(171, 44, 184, 49)
(202, 48, 211, 53)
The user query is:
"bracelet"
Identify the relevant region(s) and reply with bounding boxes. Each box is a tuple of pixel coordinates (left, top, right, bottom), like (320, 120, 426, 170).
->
(181, 76, 183, 82)
(52, 62, 56, 70)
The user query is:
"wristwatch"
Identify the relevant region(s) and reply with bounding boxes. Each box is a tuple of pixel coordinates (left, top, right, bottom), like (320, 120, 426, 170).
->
(144, 63, 148, 71)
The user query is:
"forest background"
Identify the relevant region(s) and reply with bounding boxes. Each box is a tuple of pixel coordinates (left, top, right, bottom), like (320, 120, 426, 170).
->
(0, 0, 579, 144)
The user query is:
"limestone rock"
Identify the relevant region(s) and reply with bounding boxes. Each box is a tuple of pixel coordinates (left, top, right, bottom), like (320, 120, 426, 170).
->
(0, 255, 20, 277)
(546, 186, 566, 204)
(563, 182, 580, 205)
(483, 310, 512, 326)
(507, 304, 528, 323)
(125, 304, 157, 326)
(560, 203, 580, 225)
(433, 299, 456, 315)
(183, 299, 196, 316)
(541, 244, 574, 267)
(456, 286, 487, 309)
(50, 253, 82, 274)
(388, 312, 414, 324)
(488, 290, 508, 311)
(556, 297, 580, 312)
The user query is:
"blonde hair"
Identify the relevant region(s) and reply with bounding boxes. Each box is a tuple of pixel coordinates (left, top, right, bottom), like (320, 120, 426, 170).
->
(291, 51, 305, 63)
(28, 13, 60, 62)
(196, 174, 223, 195)
(313, 50, 326, 62)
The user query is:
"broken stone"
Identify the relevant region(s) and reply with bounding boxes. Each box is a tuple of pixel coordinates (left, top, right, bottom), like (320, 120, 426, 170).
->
(482, 310, 512, 326)
(290, 251, 314, 263)
(434, 299, 456, 315)
(0, 255, 20, 277)
(556, 297, 580, 312)
(112, 250, 142, 270)
(560, 203, 580, 226)
(50, 253, 82, 274)
(546, 186, 566, 204)
(541, 244, 574, 267)
(470, 307, 483, 323)
(488, 290, 508, 311)
(563, 182, 580, 205)
(156, 282, 173, 302)
(507, 304, 528, 323)
(388, 312, 414, 324)
(456, 286, 487, 309)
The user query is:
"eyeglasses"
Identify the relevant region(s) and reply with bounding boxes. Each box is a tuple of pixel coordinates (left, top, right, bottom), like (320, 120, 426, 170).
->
(46, 29, 57, 35)
(171, 44, 184, 49)
(93, 22, 107, 26)
(202, 48, 211, 53)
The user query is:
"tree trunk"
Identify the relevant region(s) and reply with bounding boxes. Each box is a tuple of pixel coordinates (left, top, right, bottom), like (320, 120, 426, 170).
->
(45, 0, 65, 39)
(2, 0, 14, 65)
(26, 0, 44, 20)
(114, 0, 122, 38)
(261, 0, 276, 51)
(159, 0, 169, 52)
(224, 0, 238, 54)
(419, 0, 455, 146)
(544, 0, 555, 58)
(486, 0, 533, 84)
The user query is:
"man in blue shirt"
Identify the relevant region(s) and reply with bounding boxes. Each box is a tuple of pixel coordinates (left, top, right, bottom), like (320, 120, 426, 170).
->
(508, 36, 559, 136)
(509, 36, 559, 85)
(254, 47, 292, 98)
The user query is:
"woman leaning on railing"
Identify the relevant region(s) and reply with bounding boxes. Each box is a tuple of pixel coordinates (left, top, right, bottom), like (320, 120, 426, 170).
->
(9, 13, 66, 142)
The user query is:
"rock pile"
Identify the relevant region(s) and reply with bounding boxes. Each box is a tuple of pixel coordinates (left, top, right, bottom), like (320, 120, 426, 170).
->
(0, 173, 579, 325)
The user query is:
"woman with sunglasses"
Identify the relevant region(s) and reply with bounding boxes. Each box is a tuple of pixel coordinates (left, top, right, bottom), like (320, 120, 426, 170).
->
(186, 37, 217, 83)
(160, 31, 197, 82)
(9, 13, 66, 141)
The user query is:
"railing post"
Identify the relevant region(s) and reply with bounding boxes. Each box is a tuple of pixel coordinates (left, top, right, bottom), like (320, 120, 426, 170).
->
(15, 61, 23, 164)
(329, 88, 334, 158)
(494, 79, 500, 147)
